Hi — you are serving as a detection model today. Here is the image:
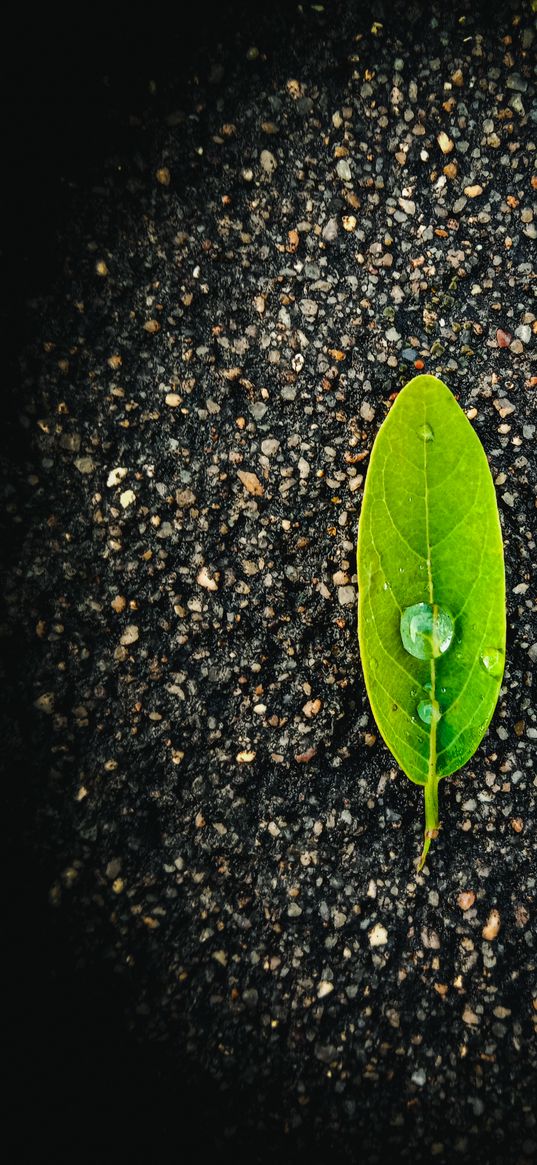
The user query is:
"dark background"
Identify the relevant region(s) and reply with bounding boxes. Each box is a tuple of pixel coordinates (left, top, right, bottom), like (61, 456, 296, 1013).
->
(3, 3, 535, 1162)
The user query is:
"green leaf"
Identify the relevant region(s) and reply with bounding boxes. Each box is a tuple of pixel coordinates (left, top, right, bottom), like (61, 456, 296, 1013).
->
(357, 375, 505, 870)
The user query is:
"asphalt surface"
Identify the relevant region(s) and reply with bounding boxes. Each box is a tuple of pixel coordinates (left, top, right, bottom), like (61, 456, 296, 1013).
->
(4, 3, 536, 1162)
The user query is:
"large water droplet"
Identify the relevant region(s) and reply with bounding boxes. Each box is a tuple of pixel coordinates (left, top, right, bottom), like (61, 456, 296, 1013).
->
(418, 699, 442, 726)
(418, 422, 434, 442)
(400, 602, 454, 660)
(480, 648, 504, 679)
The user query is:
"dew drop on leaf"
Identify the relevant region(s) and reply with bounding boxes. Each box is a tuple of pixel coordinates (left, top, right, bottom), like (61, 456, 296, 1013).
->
(418, 422, 434, 442)
(480, 648, 504, 678)
(400, 602, 454, 660)
(417, 699, 442, 726)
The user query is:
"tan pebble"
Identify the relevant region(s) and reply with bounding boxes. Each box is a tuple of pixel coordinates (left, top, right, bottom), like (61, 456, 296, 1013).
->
(457, 891, 476, 911)
(142, 916, 159, 929)
(253, 296, 266, 314)
(111, 595, 127, 613)
(286, 79, 302, 98)
(287, 229, 299, 251)
(95, 260, 108, 276)
(74, 456, 95, 475)
(443, 162, 458, 179)
(332, 570, 350, 585)
(120, 625, 139, 646)
(452, 69, 464, 86)
(464, 184, 484, 198)
(156, 167, 171, 186)
(176, 488, 196, 507)
(303, 698, 322, 718)
(342, 215, 357, 232)
(144, 319, 160, 334)
(236, 750, 256, 763)
(195, 812, 205, 828)
(511, 817, 524, 833)
(107, 354, 122, 369)
(437, 132, 454, 155)
(237, 469, 264, 496)
(119, 489, 136, 508)
(107, 467, 128, 487)
(434, 983, 448, 997)
(165, 393, 182, 407)
(34, 692, 55, 714)
(317, 981, 334, 998)
(196, 566, 219, 591)
(482, 909, 501, 941)
(112, 878, 124, 893)
(462, 1006, 479, 1025)
(369, 923, 388, 948)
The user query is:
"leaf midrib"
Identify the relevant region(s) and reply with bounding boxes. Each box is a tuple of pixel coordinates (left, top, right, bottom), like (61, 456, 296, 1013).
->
(422, 405, 437, 790)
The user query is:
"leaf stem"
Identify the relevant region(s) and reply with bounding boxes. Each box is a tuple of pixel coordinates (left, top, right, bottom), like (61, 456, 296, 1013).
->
(417, 772, 440, 871)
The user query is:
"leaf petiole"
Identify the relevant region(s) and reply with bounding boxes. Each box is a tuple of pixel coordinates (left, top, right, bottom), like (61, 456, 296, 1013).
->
(417, 772, 440, 871)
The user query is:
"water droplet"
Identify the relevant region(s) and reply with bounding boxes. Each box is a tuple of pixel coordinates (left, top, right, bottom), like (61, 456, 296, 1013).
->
(480, 648, 504, 679)
(400, 602, 455, 660)
(418, 699, 442, 726)
(424, 682, 432, 693)
(418, 422, 434, 442)
(383, 582, 389, 591)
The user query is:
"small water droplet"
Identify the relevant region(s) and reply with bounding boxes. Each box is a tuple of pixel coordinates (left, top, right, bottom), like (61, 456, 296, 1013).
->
(383, 581, 389, 591)
(418, 699, 442, 726)
(424, 682, 432, 693)
(418, 422, 434, 442)
(400, 602, 455, 660)
(480, 648, 504, 679)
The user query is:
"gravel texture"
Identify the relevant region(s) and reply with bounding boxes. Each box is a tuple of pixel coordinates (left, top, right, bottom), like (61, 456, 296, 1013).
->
(4, 3, 537, 1162)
